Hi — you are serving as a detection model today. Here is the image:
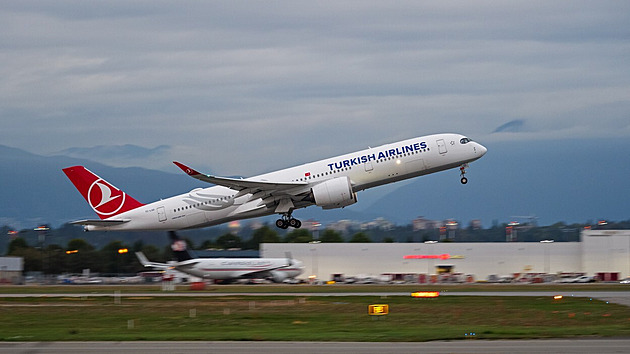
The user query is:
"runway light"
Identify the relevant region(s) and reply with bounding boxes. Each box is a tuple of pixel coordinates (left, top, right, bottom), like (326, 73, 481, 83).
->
(118, 248, 128, 254)
(553, 295, 563, 300)
(412, 291, 440, 298)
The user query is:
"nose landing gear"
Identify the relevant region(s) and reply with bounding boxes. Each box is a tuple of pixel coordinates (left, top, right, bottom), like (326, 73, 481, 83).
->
(460, 164, 469, 184)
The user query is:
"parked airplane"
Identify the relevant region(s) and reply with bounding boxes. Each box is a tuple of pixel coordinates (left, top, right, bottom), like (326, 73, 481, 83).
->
(136, 232, 304, 283)
(63, 133, 486, 231)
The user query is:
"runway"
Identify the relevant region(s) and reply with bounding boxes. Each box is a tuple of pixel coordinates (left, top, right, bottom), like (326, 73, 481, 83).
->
(2, 290, 630, 306)
(2, 339, 630, 354)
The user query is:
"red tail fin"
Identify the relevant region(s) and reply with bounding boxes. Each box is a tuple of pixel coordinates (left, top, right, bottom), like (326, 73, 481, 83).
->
(62, 166, 145, 220)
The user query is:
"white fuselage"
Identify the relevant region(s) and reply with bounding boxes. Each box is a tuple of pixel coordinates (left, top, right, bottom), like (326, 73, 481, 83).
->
(175, 258, 304, 282)
(86, 133, 486, 231)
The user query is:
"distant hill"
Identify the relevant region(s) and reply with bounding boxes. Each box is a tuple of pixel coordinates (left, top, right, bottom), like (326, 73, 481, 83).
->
(0, 145, 202, 229)
(58, 144, 170, 161)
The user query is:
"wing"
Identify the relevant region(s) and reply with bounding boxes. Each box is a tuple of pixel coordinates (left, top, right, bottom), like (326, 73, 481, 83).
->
(173, 161, 309, 213)
(173, 161, 307, 191)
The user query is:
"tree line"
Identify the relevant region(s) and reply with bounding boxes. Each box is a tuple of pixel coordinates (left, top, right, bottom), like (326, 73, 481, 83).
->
(3, 226, 372, 274)
(4, 219, 629, 274)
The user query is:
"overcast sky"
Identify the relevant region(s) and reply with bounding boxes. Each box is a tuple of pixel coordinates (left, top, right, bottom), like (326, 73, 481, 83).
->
(2, 1, 629, 175)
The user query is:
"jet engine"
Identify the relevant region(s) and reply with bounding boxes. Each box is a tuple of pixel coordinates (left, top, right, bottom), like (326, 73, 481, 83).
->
(270, 270, 289, 283)
(310, 176, 357, 210)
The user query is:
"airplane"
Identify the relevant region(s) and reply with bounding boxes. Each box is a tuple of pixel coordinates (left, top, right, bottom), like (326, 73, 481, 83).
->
(136, 232, 304, 283)
(63, 133, 487, 232)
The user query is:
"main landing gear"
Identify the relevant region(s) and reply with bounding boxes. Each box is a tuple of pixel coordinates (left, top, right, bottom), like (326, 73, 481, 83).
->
(460, 164, 469, 185)
(275, 213, 302, 229)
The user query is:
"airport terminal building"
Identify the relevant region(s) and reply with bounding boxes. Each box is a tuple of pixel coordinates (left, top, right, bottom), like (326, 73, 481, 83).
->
(262, 230, 630, 282)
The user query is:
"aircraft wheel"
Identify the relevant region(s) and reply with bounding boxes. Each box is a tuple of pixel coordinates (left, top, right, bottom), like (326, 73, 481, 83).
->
(276, 219, 288, 229)
(460, 177, 468, 185)
(289, 218, 301, 229)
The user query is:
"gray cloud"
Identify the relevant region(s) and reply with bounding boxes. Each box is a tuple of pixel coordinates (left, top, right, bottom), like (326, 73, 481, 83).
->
(2, 1, 629, 174)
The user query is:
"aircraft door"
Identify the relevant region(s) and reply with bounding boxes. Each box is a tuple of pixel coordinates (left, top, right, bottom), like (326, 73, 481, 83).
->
(157, 206, 167, 222)
(364, 161, 373, 172)
(437, 139, 447, 154)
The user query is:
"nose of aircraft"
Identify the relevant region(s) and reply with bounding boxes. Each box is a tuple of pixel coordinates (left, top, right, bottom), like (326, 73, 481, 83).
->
(294, 260, 305, 274)
(477, 143, 488, 156)
(295, 261, 305, 275)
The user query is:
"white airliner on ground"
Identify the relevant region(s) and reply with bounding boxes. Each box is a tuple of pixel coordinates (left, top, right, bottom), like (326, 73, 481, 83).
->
(136, 232, 304, 283)
(63, 133, 486, 231)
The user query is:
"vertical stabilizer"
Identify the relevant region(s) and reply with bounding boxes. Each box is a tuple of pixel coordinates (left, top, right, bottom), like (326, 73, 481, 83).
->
(169, 231, 195, 262)
(62, 166, 145, 220)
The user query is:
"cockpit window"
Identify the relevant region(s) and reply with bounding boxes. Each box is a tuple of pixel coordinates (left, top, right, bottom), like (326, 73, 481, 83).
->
(460, 137, 472, 144)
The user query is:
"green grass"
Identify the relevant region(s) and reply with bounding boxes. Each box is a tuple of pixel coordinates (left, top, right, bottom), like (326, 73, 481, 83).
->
(1, 294, 629, 341)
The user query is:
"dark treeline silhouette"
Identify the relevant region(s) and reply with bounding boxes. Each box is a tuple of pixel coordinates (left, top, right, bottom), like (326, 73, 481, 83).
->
(3, 219, 629, 274)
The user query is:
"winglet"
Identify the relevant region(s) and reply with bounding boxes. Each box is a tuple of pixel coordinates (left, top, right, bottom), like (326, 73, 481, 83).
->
(173, 161, 202, 176)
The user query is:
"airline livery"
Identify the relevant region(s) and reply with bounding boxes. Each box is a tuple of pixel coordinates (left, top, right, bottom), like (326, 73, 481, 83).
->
(136, 232, 304, 283)
(63, 133, 487, 231)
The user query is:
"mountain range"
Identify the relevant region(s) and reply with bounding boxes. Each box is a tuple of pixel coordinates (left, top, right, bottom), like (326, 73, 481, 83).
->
(1, 137, 628, 230)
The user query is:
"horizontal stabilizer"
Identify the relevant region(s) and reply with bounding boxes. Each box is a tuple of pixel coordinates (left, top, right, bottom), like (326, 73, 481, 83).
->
(70, 219, 130, 226)
(135, 252, 170, 269)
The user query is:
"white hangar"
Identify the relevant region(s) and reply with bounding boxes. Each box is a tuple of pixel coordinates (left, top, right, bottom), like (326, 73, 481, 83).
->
(261, 230, 630, 282)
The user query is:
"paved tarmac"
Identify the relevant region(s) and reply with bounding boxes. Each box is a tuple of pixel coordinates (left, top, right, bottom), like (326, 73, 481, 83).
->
(2, 290, 630, 306)
(1, 339, 630, 354)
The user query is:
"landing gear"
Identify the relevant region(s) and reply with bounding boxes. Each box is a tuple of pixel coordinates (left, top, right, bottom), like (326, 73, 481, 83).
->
(288, 218, 302, 228)
(275, 213, 301, 229)
(275, 219, 289, 229)
(460, 164, 469, 185)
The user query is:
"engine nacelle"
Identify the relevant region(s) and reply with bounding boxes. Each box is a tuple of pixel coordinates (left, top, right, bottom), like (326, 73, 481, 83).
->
(270, 270, 288, 283)
(311, 176, 357, 210)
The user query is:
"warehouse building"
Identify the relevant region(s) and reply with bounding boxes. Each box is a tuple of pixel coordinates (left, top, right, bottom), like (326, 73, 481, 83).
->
(0, 257, 23, 284)
(261, 230, 630, 282)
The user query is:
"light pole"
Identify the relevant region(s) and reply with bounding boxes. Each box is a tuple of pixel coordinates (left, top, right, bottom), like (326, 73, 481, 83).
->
(311, 221, 321, 241)
(65, 250, 78, 275)
(34, 225, 49, 281)
(425, 241, 437, 275)
(117, 248, 128, 276)
(309, 241, 320, 282)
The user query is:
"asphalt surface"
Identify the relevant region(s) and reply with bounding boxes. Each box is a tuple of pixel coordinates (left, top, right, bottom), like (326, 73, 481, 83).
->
(2, 339, 630, 354)
(2, 290, 630, 306)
